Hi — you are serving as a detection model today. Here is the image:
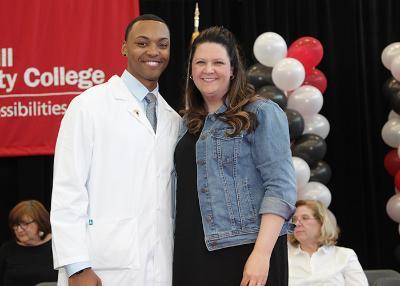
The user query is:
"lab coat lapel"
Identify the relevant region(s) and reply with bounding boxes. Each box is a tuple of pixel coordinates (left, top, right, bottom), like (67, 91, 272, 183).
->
(157, 96, 175, 136)
(108, 75, 156, 134)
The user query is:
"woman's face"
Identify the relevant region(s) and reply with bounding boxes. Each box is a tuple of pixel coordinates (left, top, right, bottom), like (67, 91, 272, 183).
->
(13, 215, 41, 245)
(191, 42, 233, 109)
(293, 205, 322, 245)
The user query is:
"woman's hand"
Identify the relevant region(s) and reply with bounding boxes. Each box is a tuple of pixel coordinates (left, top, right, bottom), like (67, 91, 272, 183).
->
(240, 249, 270, 286)
(240, 213, 285, 286)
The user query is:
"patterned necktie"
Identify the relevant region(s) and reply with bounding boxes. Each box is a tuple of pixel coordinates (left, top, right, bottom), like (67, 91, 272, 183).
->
(144, 92, 157, 132)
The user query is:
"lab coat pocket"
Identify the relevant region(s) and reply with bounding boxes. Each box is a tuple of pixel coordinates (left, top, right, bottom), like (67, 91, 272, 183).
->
(88, 217, 140, 270)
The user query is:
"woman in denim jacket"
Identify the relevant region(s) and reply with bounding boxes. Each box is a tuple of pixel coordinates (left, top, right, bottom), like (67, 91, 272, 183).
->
(172, 26, 297, 286)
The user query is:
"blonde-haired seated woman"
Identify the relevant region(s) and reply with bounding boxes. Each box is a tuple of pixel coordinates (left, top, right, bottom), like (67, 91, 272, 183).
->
(288, 200, 368, 286)
(0, 200, 57, 286)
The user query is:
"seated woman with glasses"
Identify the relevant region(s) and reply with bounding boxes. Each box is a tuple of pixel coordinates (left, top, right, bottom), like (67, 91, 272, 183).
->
(0, 200, 57, 286)
(288, 200, 368, 286)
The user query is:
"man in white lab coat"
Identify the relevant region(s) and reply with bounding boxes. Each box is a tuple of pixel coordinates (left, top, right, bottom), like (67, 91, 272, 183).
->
(50, 14, 181, 286)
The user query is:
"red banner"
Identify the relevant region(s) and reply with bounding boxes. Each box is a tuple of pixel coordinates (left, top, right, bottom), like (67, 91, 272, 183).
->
(0, 0, 139, 156)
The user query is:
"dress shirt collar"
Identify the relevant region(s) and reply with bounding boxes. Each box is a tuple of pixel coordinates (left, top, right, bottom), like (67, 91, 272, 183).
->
(289, 243, 331, 256)
(121, 70, 159, 101)
(289, 243, 303, 256)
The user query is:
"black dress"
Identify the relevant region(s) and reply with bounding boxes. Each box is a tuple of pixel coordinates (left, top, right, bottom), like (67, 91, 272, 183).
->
(0, 239, 57, 286)
(172, 132, 289, 286)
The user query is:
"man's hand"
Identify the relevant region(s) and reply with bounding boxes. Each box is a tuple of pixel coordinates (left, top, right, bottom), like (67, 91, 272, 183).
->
(68, 268, 102, 286)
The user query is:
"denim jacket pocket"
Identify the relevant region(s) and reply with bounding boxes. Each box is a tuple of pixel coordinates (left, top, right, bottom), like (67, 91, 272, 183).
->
(236, 177, 257, 225)
(211, 128, 243, 166)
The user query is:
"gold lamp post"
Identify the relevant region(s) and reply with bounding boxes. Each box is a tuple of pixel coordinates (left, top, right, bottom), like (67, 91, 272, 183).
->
(185, 2, 201, 109)
(191, 2, 200, 43)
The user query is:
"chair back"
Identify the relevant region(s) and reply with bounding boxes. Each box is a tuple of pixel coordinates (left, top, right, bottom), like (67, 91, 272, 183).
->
(374, 277, 400, 286)
(364, 269, 400, 286)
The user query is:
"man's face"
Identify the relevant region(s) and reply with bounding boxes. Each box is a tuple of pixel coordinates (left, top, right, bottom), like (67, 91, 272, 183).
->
(122, 20, 170, 91)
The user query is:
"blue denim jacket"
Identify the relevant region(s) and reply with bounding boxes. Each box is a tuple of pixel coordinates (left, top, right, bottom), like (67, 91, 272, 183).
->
(173, 98, 296, 251)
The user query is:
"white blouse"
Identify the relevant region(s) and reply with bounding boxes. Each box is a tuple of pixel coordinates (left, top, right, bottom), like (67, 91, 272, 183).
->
(288, 244, 368, 286)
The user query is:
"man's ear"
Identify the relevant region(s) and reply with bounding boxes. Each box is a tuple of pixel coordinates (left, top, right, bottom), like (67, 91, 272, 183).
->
(121, 42, 127, 56)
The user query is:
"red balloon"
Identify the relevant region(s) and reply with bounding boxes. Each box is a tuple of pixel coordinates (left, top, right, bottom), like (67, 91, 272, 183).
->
(303, 68, 327, 94)
(395, 171, 400, 191)
(287, 36, 323, 74)
(384, 149, 400, 176)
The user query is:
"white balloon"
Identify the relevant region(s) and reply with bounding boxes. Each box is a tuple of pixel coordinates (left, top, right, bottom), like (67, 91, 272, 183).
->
(382, 42, 400, 69)
(391, 55, 400, 81)
(303, 114, 330, 139)
(389, 110, 400, 121)
(292, 156, 310, 189)
(386, 193, 400, 223)
(287, 85, 323, 117)
(253, 32, 287, 67)
(298, 182, 332, 207)
(272, 58, 305, 91)
(327, 209, 337, 227)
(382, 118, 400, 148)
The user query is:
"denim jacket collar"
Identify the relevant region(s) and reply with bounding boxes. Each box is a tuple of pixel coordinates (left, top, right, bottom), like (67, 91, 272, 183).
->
(214, 100, 228, 115)
(178, 101, 228, 141)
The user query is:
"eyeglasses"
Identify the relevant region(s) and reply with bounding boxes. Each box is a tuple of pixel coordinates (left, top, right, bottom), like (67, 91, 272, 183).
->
(12, 220, 35, 230)
(292, 215, 318, 224)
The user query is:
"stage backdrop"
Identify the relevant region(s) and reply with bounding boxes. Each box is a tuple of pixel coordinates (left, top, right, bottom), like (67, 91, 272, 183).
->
(0, 0, 139, 156)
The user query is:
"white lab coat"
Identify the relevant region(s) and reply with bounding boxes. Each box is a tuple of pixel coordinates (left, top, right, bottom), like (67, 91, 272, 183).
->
(51, 75, 181, 286)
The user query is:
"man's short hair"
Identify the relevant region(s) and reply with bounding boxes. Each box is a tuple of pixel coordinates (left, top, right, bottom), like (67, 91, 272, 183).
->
(124, 14, 169, 41)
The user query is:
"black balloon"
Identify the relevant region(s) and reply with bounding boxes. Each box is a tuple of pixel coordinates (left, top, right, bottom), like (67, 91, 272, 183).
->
(257, 85, 287, 110)
(389, 90, 400, 114)
(383, 77, 400, 114)
(285, 109, 304, 140)
(309, 160, 332, 184)
(292, 134, 327, 167)
(246, 63, 273, 89)
(383, 77, 400, 101)
(394, 244, 400, 263)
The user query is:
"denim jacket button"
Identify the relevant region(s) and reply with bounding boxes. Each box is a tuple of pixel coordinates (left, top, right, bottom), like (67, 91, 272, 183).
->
(200, 133, 207, 140)
(201, 187, 208, 193)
